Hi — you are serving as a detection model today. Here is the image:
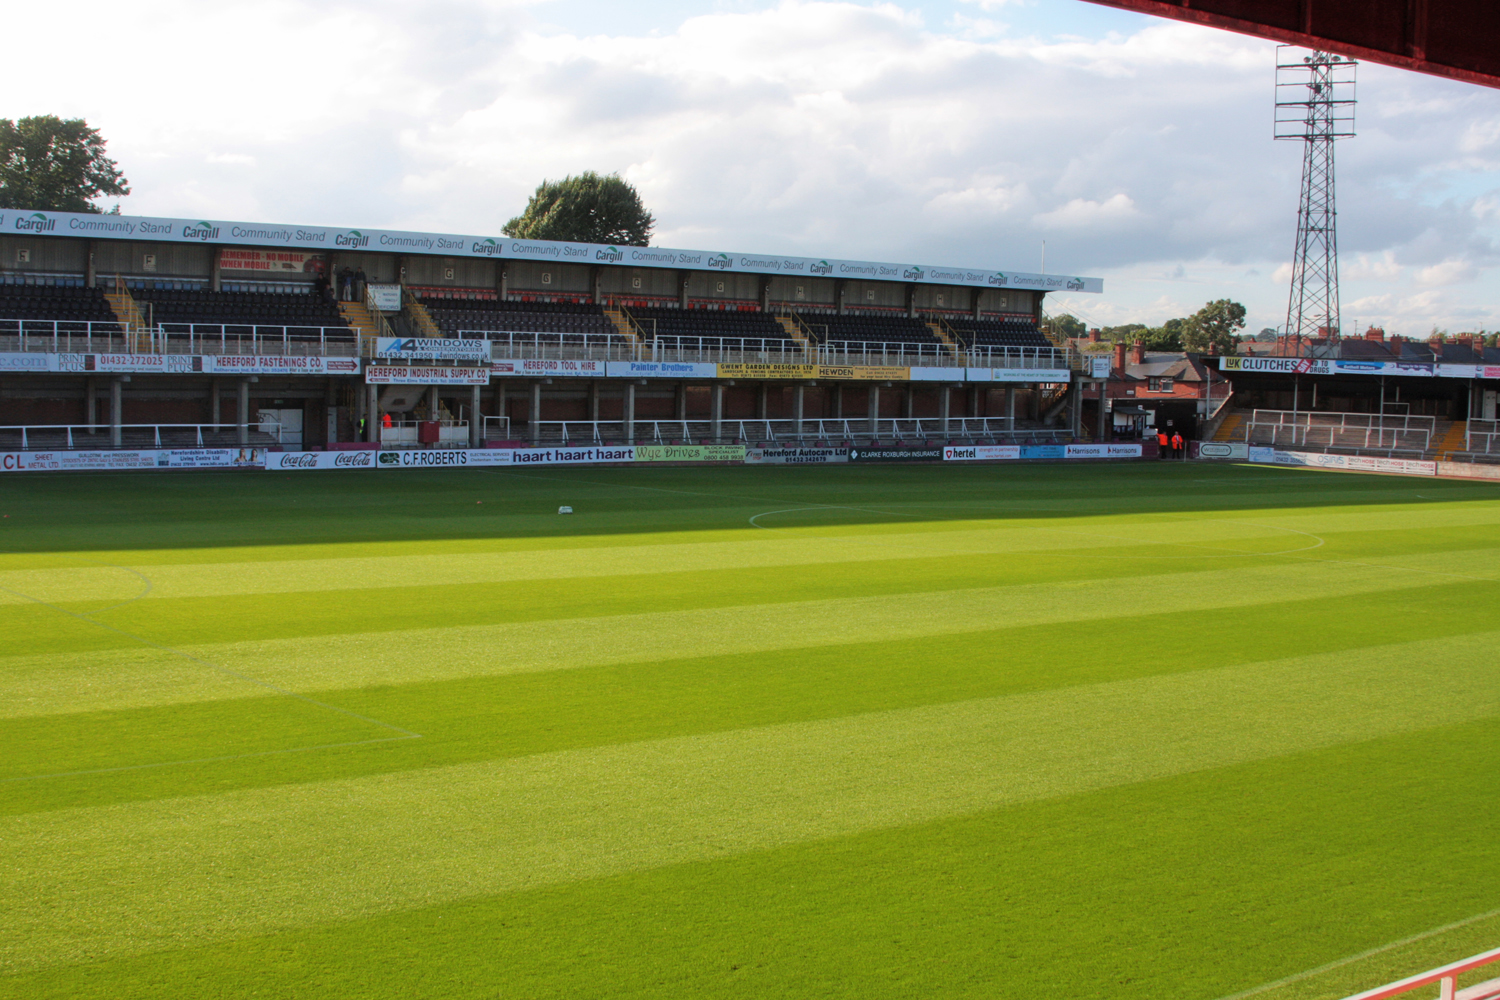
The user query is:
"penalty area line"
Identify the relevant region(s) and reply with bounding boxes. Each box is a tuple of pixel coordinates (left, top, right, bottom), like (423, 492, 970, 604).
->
(1209, 904, 1500, 1000)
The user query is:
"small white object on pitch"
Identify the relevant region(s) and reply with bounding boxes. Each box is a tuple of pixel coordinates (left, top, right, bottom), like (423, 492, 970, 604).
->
(558, 506, 574, 514)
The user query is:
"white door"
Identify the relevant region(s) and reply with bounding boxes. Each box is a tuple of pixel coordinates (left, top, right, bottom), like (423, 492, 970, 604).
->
(258, 408, 304, 447)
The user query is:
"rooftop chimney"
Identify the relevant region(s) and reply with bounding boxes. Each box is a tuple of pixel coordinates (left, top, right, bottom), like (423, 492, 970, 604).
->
(1087, 329, 1101, 343)
(1130, 341, 1146, 366)
(1114, 341, 1127, 372)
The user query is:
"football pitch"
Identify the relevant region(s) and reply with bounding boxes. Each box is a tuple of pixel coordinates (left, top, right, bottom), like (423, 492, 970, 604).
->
(1, 461, 1497, 999)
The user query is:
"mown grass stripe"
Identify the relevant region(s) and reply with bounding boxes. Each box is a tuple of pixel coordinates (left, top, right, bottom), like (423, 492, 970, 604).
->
(3, 632, 1494, 972)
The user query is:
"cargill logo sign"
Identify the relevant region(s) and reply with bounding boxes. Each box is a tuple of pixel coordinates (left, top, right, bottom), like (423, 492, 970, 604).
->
(335, 230, 370, 248)
(902, 266, 925, 280)
(595, 246, 625, 262)
(809, 259, 833, 275)
(15, 212, 55, 232)
(472, 238, 502, 256)
(182, 221, 220, 241)
(708, 253, 732, 269)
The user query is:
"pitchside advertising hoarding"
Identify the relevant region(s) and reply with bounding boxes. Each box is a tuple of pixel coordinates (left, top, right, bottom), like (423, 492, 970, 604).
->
(745, 446, 850, 464)
(1247, 447, 1438, 476)
(942, 443, 1142, 461)
(1, 448, 264, 472)
(2, 209, 1103, 294)
(964, 367, 1073, 383)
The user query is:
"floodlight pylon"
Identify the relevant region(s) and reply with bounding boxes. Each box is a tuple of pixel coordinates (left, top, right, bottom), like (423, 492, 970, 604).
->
(1276, 47, 1356, 342)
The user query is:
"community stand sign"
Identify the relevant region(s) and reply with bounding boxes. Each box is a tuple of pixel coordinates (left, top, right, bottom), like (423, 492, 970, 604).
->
(4, 208, 1103, 294)
(0, 448, 264, 472)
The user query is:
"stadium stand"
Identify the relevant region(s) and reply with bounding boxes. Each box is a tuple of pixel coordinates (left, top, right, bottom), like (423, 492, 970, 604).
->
(130, 287, 356, 355)
(418, 295, 623, 343)
(627, 305, 789, 350)
(948, 316, 1052, 350)
(1244, 408, 1442, 456)
(0, 284, 120, 327)
(801, 312, 943, 347)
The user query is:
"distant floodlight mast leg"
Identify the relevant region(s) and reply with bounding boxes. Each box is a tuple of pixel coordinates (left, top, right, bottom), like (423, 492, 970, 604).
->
(1277, 47, 1356, 350)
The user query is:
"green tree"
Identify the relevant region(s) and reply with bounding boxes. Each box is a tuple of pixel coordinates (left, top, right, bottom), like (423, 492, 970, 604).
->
(503, 171, 654, 245)
(1142, 318, 1185, 351)
(1181, 299, 1246, 353)
(0, 115, 129, 213)
(1042, 312, 1086, 340)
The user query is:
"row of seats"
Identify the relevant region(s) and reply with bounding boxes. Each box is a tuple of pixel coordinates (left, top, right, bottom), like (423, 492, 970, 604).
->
(950, 318, 1051, 350)
(136, 289, 348, 330)
(808, 314, 941, 347)
(629, 306, 785, 342)
(420, 298, 617, 338)
(0, 285, 117, 324)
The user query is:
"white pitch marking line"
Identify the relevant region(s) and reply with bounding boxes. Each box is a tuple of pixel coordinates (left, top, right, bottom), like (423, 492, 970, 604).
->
(1209, 905, 1500, 1000)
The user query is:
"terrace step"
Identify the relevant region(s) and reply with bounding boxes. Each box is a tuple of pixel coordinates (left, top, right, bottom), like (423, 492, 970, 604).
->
(1436, 419, 1468, 460)
(924, 319, 966, 363)
(602, 304, 644, 347)
(773, 312, 815, 350)
(103, 282, 149, 352)
(1213, 413, 1245, 442)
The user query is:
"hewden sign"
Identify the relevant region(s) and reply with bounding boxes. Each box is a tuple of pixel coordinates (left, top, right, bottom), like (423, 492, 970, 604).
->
(0, 209, 1102, 294)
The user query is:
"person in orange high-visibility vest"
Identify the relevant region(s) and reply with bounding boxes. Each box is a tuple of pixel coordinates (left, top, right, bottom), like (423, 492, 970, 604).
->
(1171, 431, 1184, 459)
(1156, 429, 1169, 459)
(381, 412, 393, 429)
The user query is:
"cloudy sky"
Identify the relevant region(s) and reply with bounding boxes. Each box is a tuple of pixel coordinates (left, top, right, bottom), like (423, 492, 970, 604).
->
(9, 0, 1500, 336)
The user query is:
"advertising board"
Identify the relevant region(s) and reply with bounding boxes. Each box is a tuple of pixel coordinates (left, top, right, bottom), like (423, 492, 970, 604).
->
(491, 358, 605, 377)
(633, 444, 747, 462)
(366, 284, 402, 311)
(714, 364, 911, 381)
(847, 446, 943, 463)
(0, 448, 263, 472)
(1064, 443, 1142, 459)
(607, 361, 719, 379)
(908, 367, 962, 382)
(365, 366, 489, 385)
(505, 445, 635, 466)
(376, 338, 488, 361)
(744, 447, 849, 464)
(265, 450, 378, 470)
(986, 368, 1072, 383)
(374, 449, 514, 468)
(943, 445, 1021, 461)
(220, 249, 321, 273)
(1247, 447, 1437, 477)
(1197, 442, 1249, 460)
(56, 353, 199, 374)
(201, 355, 359, 375)
(0, 353, 58, 372)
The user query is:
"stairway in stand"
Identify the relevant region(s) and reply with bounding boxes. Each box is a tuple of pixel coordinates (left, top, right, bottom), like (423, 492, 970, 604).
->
(773, 313, 814, 351)
(1213, 413, 1245, 442)
(104, 282, 150, 352)
(339, 301, 381, 355)
(923, 319, 966, 363)
(1434, 419, 1467, 460)
(602, 304, 643, 348)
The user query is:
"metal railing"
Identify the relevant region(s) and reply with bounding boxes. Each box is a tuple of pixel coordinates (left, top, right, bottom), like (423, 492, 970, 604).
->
(1246, 409, 1435, 456)
(0, 318, 358, 357)
(1333, 944, 1500, 1000)
(464, 329, 1068, 371)
(521, 416, 1067, 446)
(0, 422, 290, 450)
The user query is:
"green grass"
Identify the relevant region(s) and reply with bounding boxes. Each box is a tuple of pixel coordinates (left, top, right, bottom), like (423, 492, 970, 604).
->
(0, 462, 1497, 999)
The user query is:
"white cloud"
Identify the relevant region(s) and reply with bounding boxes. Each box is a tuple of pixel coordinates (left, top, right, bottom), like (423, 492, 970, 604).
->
(1344, 252, 1403, 281)
(2, 0, 1499, 333)
(1415, 258, 1478, 286)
